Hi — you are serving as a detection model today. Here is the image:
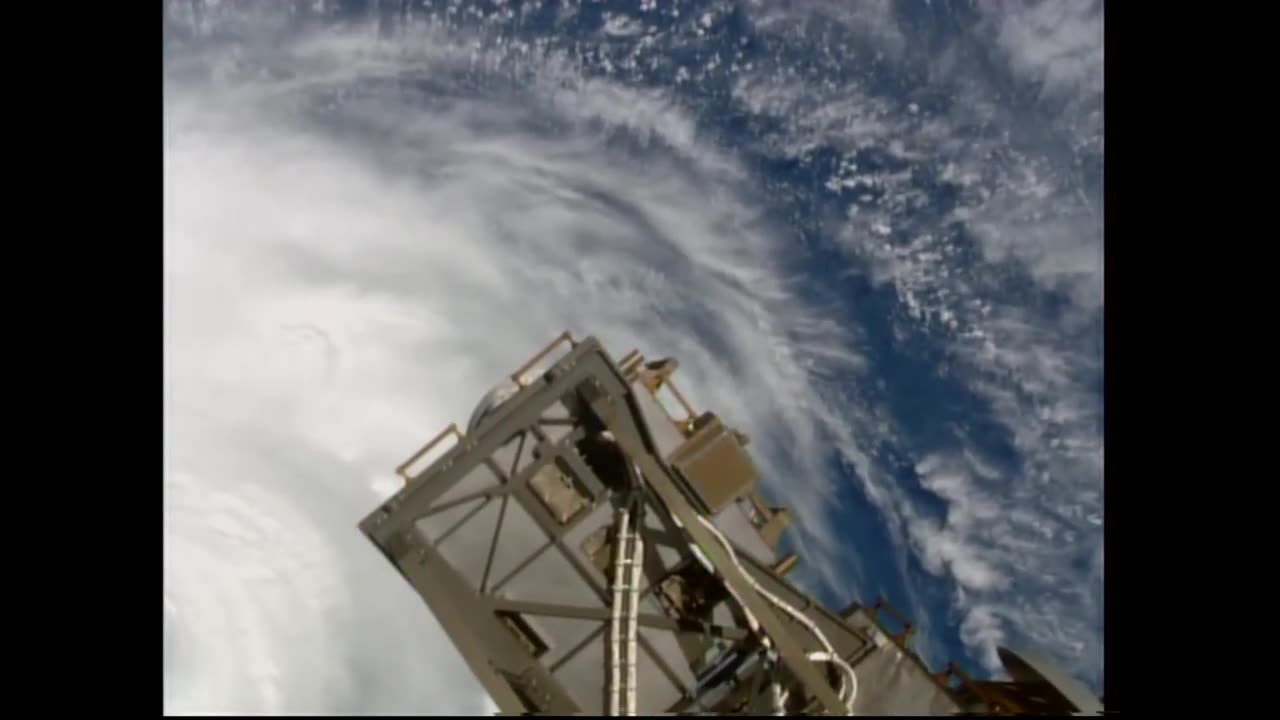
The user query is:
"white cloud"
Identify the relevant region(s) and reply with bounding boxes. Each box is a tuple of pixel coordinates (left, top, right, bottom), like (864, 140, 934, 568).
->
(907, 455, 1008, 594)
(744, 0, 906, 61)
(958, 605, 1007, 674)
(601, 12, 644, 38)
(733, 70, 897, 157)
(982, 0, 1104, 108)
(901, 445, 1103, 680)
(734, 0, 1104, 688)
(164, 16, 869, 714)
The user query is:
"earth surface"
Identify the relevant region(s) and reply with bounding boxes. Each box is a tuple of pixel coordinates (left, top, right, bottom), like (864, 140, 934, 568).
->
(162, 0, 1103, 714)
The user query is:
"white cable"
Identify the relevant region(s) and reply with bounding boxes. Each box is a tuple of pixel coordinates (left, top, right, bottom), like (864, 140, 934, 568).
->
(699, 514, 858, 712)
(624, 529, 643, 716)
(646, 471, 857, 714)
(697, 515, 834, 656)
(693, 515, 859, 715)
(672, 510, 795, 712)
(771, 680, 789, 716)
(806, 652, 859, 712)
(607, 505, 645, 717)
(608, 509, 630, 717)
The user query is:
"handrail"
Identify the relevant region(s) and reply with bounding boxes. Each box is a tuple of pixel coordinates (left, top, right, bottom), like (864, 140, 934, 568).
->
(934, 661, 1006, 713)
(660, 377, 698, 428)
(511, 331, 578, 387)
(395, 423, 464, 483)
(869, 596, 916, 645)
(396, 332, 577, 484)
(617, 349, 643, 377)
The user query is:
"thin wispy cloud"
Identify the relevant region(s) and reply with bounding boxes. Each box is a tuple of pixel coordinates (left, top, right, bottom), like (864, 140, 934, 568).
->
(729, 0, 1103, 686)
(164, 10, 868, 713)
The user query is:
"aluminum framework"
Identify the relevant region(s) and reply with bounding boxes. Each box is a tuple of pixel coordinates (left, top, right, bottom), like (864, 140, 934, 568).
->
(357, 333, 1099, 715)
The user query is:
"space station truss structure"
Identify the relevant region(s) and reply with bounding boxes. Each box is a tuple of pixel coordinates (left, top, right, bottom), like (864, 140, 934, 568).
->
(359, 332, 1103, 716)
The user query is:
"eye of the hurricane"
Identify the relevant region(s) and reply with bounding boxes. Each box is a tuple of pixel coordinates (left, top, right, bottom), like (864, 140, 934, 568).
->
(275, 323, 339, 382)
